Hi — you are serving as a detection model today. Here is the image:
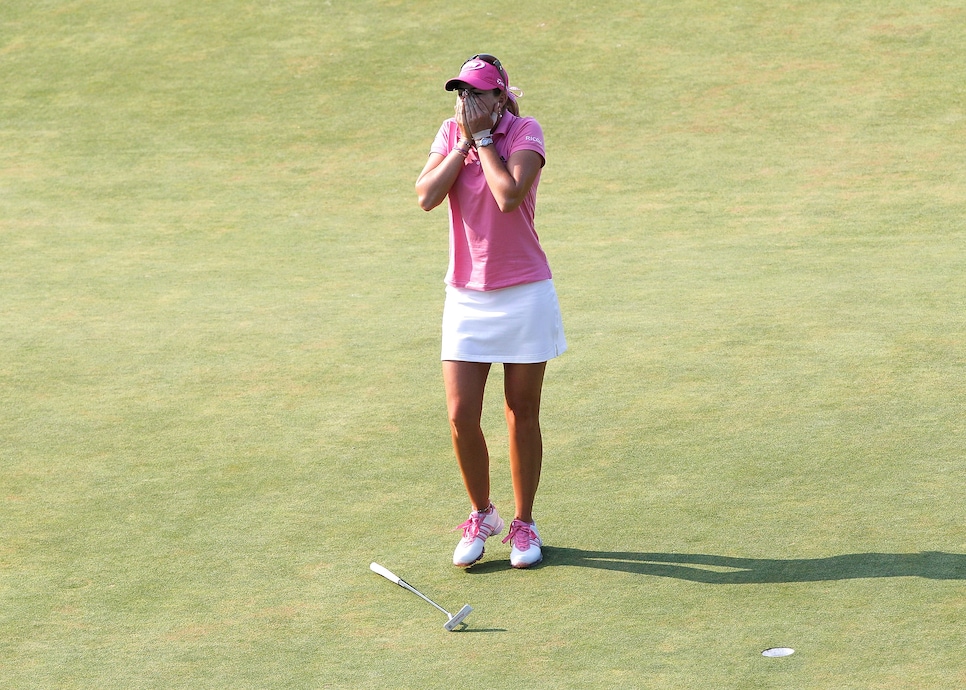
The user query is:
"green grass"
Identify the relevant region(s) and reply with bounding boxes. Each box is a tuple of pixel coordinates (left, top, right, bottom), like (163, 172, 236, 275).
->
(2, 0, 965, 687)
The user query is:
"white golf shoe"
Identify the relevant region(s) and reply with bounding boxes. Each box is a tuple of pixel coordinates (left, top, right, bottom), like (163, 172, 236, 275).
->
(503, 519, 543, 569)
(453, 505, 504, 567)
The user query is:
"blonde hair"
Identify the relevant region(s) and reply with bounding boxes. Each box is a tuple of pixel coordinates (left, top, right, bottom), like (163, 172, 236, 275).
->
(504, 83, 524, 116)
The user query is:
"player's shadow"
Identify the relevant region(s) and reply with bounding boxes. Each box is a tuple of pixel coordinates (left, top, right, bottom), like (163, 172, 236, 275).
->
(540, 548, 966, 583)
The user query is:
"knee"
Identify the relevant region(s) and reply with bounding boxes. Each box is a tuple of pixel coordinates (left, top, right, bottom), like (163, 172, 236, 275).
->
(504, 398, 541, 429)
(448, 402, 483, 437)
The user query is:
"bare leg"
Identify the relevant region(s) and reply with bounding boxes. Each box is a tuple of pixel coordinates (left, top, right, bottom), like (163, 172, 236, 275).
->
(443, 361, 492, 512)
(504, 362, 547, 523)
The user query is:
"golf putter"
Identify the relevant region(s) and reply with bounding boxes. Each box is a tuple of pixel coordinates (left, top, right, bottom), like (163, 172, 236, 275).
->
(369, 562, 473, 631)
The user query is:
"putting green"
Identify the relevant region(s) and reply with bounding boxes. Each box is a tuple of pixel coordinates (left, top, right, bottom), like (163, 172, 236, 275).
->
(2, 1, 964, 688)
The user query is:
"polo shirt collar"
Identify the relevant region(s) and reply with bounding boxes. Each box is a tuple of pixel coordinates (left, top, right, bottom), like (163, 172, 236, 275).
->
(493, 109, 516, 138)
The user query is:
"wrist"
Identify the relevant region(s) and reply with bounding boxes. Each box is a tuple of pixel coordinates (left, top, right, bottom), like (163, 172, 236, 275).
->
(472, 129, 491, 146)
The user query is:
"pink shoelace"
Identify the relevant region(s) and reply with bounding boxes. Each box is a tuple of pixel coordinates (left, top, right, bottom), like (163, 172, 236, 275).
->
(454, 511, 496, 542)
(502, 520, 536, 550)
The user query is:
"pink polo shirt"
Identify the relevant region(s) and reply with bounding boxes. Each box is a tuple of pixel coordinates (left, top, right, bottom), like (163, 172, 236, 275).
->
(431, 112, 551, 291)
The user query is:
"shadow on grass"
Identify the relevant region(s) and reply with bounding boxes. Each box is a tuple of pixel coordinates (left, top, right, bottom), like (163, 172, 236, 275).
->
(534, 548, 966, 583)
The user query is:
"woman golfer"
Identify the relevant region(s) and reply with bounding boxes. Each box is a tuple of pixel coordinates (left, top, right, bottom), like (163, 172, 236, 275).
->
(416, 54, 566, 568)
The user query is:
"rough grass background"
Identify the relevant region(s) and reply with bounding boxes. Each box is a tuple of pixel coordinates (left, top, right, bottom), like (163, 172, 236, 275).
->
(2, 1, 965, 688)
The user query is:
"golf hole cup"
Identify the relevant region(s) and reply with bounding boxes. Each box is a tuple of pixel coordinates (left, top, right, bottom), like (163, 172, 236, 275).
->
(762, 647, 795, 657)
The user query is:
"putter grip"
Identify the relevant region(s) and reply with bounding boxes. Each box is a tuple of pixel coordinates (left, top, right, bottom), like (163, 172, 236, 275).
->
(370, 562, 401, 584)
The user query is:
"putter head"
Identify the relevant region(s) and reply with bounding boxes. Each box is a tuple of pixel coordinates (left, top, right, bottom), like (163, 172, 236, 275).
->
(444, 604, 473, 631)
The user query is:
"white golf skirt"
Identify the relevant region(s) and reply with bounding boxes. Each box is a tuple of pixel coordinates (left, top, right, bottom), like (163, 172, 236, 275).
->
(441, 279, 567, 364)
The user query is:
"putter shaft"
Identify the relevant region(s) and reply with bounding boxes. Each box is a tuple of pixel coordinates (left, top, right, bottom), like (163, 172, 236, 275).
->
(398, 579, 452, 617)
(370, 562, 472, 631)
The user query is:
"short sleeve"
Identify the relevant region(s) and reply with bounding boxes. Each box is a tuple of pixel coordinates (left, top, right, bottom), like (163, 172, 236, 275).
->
(430, 119, 458, 157)
(506, 117, 546, 167)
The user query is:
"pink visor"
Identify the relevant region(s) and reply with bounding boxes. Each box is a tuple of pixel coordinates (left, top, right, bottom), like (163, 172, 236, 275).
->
(444, 58, 508, 93)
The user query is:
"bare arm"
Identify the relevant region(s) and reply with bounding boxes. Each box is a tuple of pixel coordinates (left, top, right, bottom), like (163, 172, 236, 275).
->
(416, 92, 543, 213)
(476, 147, 543, 213)
(415, 97, 476, 211)
(461, 90, 543, 212)
(415, 150, 463, 212)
